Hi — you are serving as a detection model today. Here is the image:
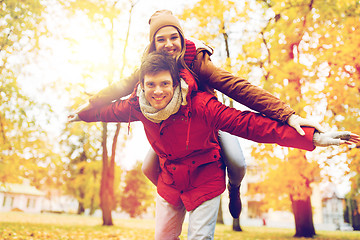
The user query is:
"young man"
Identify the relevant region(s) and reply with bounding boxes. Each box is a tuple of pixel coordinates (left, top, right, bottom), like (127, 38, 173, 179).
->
(69, 51, 358, 240)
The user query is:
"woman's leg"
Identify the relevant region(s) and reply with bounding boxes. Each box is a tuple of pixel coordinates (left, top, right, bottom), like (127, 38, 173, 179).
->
(218, 130, 246, 219)
(187, 195, 221, 240)
(155, 194, 186, 240)
(141, 147, 160, 186)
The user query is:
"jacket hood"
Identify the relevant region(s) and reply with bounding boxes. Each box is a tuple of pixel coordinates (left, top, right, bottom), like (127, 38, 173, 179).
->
(179, 68, 198, 103)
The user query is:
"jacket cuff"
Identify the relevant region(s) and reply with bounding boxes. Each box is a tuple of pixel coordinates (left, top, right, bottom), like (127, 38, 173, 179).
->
(302, 127, 316, 151)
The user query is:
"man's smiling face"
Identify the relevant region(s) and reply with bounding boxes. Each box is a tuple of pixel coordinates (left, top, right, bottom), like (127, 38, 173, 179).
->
(143, 70, 174, 110)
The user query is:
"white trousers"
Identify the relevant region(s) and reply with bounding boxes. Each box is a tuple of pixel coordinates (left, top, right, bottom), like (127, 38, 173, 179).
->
(155, 194, 220, 240)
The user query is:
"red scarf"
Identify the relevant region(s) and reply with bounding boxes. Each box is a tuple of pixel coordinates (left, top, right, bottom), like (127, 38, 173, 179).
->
(184, 39, 196, 69)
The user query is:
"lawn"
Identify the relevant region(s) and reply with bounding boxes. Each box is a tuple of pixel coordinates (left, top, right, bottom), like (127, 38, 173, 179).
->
(1, 212, 359, 239)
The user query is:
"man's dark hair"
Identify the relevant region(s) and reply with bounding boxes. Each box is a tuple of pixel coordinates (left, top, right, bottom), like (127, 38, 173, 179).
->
(140, 51, 180, 87)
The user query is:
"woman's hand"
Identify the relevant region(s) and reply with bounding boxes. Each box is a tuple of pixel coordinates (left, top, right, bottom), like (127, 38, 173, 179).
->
(287, 114, 325, 136)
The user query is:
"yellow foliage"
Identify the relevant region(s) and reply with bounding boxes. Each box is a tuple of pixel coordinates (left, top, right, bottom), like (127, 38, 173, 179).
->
(242, 39, 263, 59)
(243, 0, 360, 213)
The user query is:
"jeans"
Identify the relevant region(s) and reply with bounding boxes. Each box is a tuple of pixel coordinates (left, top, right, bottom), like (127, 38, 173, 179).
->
(155, 194, 221, 240)
(218, 131, 246, 186)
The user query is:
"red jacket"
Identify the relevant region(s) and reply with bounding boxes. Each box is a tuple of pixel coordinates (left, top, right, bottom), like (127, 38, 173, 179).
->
(79, 69, 315, 211)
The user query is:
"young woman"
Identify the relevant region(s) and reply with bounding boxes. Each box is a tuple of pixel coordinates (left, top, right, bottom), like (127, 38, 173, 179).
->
(70, 51, 358, 240)
(70, 10, 324, 219)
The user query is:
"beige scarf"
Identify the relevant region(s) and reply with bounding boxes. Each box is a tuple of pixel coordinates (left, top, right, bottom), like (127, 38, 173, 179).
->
(137, 79, 189, 123)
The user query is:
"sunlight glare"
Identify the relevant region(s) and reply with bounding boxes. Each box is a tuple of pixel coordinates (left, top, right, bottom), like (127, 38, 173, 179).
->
(64, 16, 111, 93)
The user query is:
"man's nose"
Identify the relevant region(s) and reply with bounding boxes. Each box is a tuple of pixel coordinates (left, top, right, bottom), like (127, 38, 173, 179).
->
(154, 86, 163, 94)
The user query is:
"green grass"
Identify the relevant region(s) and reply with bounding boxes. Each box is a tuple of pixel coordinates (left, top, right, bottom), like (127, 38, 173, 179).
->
(0, 212, 359, 239)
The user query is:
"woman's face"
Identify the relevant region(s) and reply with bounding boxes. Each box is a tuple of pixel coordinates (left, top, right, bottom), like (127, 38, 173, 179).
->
(154, 26, 182, 57)
(143, 70, 174, 110)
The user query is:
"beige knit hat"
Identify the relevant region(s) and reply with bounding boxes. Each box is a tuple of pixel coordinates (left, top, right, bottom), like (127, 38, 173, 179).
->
(148, 10, 184, 41)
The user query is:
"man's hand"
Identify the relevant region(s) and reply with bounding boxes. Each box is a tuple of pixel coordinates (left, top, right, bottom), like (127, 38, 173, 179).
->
(67, 103, 91, 123)
(287, 114, 325, 136)
(68, 113, 80, 122)
(313, 131, 360, 147)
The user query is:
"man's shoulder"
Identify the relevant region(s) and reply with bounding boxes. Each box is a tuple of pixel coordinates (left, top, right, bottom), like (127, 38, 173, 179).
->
(191, 91, 216, 107)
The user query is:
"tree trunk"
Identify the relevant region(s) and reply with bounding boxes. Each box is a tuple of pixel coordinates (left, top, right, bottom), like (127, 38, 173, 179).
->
(77, 201, 85, 215)
(216, 197, 224, 224)
(348, 198, 360, 230)
(89, 195, 95, 215)
(291, 194, 316, 237)
(232, 218, 242, 231)
(77, 190, 85, 214)
(100, 122, 120, 225)
(100, 122, 114, 226)
(100, 169, 114, 225)
(89, 170, 97, 215)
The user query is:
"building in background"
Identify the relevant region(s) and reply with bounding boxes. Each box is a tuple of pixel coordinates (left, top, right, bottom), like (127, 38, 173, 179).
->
(0, 181, 46, 213)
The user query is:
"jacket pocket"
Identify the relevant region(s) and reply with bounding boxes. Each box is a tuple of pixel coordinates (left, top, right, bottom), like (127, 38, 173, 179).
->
(189, 160, 224, 188)
(159, 171, 174, 185)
